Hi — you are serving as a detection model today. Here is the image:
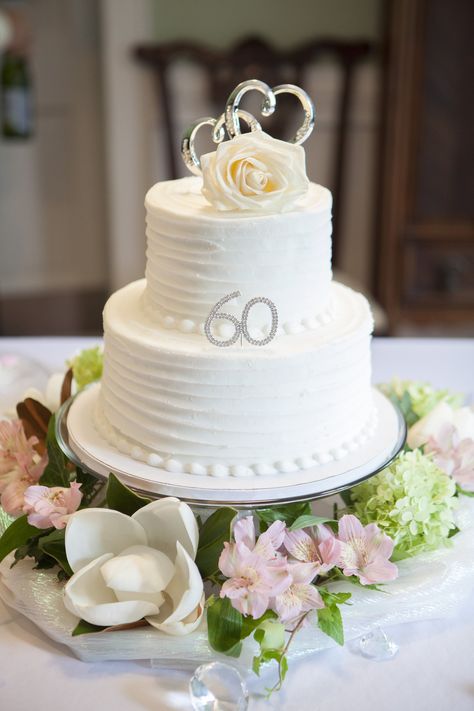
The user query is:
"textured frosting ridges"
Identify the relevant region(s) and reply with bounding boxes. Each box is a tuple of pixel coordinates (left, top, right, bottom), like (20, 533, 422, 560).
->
(98, 279, 375, 476)
(143, 177, 332, 333)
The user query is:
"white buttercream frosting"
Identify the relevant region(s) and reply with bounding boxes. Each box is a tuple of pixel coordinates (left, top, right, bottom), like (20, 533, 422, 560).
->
(97, 280, 375, 475)
(144, 177, 332, 333)
(201, 131, 309, 212)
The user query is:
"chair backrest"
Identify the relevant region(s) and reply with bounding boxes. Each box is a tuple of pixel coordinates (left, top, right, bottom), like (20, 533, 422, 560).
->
(134, 36, 374, 269)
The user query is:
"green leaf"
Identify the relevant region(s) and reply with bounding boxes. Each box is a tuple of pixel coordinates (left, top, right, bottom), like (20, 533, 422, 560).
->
(241, 609, 277, 639)
(195, 507, 237, 580)
(289, 515, 336, 531)
(72, 619, 106, 636)
(256, 501, 312, 531)
(319, 588, 352, 606)
(338, 488, 353, 507)
(39, 415, 70, 488)
(317, 603, 344, 646)
(105, 473, 151, 515)
(0, 515, 40, 564)
(456, 484, 474, 498)
(207, 597, 243, 656)
(74, 466, 103, 505)
(38, 528, 73, 577)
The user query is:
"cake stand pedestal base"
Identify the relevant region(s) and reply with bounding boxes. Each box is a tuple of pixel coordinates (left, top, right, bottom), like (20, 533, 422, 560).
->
(56, 385, 406, 507)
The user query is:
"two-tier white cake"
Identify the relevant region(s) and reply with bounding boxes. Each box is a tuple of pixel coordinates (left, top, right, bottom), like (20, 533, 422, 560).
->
(94, 126, 376, 479)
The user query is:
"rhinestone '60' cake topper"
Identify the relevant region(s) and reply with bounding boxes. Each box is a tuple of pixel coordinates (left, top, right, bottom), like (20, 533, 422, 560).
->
(181, 79, 315, 175)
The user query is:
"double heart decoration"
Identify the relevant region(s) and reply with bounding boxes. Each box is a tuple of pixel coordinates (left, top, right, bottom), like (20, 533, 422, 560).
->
(181, 79, 315, 175)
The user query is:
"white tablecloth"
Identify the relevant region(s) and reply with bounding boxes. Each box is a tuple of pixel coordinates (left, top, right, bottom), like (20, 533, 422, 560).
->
(0, 337, 473, 711)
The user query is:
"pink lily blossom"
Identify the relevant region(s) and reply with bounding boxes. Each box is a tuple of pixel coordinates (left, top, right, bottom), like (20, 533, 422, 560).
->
(283, 524, 341, 577)
(0, 420, 48, 516)
(23, 482, 82, 529)
(219, 517, 291, 619)
(426, 424, 474, 491)
(272, 561, 324, 626)
(337, 515, 398, 586)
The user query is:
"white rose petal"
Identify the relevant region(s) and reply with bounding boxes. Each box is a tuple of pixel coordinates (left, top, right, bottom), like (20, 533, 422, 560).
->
(132, 498, 199, 560)
(65, 508, 147, 573)
(407, 402, 474, 450)
(201, 131, 309, 213)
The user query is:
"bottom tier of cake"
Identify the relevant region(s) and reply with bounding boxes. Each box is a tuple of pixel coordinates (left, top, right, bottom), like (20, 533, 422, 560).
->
(96, 279, 375, 477)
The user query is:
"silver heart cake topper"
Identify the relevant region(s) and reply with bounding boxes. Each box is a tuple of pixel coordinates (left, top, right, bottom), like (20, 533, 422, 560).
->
(181, 79, 315, 176)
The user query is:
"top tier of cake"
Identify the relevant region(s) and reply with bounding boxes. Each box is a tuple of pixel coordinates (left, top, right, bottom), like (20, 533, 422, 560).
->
(143, 176, 333, 336)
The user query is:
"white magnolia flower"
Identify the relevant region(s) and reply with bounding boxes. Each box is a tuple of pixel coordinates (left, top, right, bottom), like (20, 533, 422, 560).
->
(201, 131, 309, 212)
(408, 401, 474, 450)
(63, 497, 204, 635)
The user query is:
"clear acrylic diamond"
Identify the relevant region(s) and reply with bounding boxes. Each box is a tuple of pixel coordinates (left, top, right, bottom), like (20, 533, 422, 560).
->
(358, 626, 399, 661)
(189, 662, 249, 711)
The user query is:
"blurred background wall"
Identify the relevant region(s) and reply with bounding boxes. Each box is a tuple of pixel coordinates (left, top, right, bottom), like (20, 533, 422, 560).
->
(0, 0, 472, 336)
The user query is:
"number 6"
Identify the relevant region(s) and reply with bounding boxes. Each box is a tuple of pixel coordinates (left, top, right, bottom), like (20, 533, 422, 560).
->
(204, 291, 242, 347)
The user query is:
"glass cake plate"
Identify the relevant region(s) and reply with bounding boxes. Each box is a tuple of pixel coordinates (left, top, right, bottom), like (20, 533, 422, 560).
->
(56, 385, 405, 507)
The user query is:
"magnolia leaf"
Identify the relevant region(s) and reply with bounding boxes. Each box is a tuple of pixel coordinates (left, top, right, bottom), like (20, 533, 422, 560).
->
(39, 415, 70, 488)
(60, 368, 74, 405)
(256, 501, 312, 531)
(16, 398, 51, 455)
(72, 619, 106, 636)
(195, 507, 236, 580)
(289, 515, 336, 531)
(105, 473, 151, 515)
(207, 597, 243, 656)
(38, 528, 73, 577)
(0, 515, 42, 564)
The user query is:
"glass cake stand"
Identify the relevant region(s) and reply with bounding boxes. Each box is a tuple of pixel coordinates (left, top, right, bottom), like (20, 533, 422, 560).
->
(56, 384, 406, 508)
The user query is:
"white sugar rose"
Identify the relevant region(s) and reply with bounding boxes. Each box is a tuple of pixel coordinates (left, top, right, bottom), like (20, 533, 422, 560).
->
(63, 497, 204, 635)
(201, 131, 309, 212)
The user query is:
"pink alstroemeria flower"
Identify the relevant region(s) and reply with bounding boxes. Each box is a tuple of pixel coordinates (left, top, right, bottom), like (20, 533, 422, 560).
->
(426, 424, 474, 492)
(0, 420, 48, 516)
(23, 482, 82, 529)
(337, 515, 398, 586)
(272, 561, 324, 626)
(219, 517, 292, 619)
(283, 524, 341, 577)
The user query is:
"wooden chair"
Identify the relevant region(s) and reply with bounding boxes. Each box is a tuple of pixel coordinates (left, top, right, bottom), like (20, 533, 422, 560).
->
(135, 36, 374, 266)
(134, 36, 387, 331)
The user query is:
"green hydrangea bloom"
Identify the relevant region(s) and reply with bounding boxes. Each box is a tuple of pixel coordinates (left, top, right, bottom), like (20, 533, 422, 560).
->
(349, 450, 457, 559)
(378, 378, 462, 427)
(69, 346, 103, 390)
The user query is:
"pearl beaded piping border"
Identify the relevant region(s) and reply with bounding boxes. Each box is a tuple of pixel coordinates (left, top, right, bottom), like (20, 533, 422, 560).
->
(93, 399, 378, 479)
(142, 297, 335, 339)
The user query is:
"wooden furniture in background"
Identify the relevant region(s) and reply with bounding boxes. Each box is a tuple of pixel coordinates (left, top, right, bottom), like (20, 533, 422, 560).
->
(376, 0, 474, 333)
(134, 36, 374, 271)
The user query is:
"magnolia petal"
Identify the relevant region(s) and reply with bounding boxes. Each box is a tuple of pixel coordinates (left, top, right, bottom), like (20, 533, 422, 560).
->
(101, 545, 174, 594)
(147, 593, 205, 636)
(132, 498, 199, 560)
(45, 372, 66, 412)
(64, 553, 161, 626)
(65, 508, 147, 573)
(152, 542, 203, 626)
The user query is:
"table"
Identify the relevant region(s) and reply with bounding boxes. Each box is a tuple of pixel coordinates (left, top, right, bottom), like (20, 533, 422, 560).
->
(0, 337, 473, 711)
